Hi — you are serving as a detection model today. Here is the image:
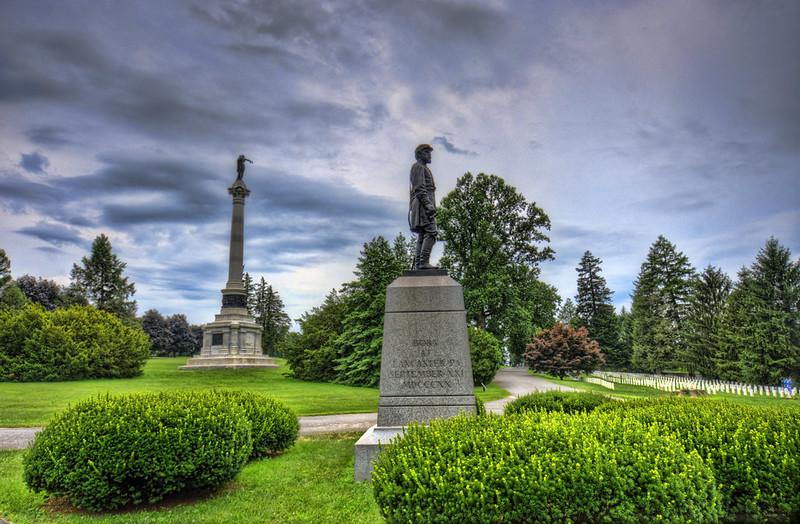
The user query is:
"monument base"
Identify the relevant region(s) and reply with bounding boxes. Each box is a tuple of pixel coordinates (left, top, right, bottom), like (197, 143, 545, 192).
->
(354, 425, 405, 481)
(179, 355, 278, 370)
(179, 305, 278, 370)
(354, 271, 476, 481)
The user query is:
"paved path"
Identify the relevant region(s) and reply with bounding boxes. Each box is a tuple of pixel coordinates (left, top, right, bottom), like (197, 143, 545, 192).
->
(484, 367, 575, 413)
(0, 368, 570, 450)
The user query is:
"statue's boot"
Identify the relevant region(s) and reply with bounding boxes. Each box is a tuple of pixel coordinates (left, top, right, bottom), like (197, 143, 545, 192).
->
(417, 235, 438, 270)
(412, 234, 424, 270)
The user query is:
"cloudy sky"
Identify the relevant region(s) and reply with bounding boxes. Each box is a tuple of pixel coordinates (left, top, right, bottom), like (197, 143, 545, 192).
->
(1, 0, 798, 325)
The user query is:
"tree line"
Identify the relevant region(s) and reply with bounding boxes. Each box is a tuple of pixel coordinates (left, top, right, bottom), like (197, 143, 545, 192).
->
(283, 172, 799, 388)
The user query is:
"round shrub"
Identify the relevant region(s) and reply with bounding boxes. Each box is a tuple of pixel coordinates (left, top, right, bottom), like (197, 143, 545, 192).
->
(23, 391, 252, 511)
(0, 304, 150, 381)
(468, 326, 503, 386)
(373, 411, 721, 523)
(217, 390, 299, 457)
(504, 390, 614, 415)
(606, 398, 800, 522)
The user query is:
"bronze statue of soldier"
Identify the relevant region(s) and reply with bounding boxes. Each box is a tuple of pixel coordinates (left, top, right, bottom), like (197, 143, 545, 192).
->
(409, 144, 438, 270)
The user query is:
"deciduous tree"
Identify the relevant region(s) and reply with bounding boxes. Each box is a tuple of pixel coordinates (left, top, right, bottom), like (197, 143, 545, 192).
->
(438, 172, 554, 357)
(524, 322, 605, 379)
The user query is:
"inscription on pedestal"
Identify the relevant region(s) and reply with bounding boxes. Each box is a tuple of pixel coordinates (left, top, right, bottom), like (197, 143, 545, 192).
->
(387, 339, 465, 391)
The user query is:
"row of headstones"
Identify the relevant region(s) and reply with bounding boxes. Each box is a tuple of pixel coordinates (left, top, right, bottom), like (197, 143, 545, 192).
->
(591, 371, 798, 398)
(583, 376, 616, 390)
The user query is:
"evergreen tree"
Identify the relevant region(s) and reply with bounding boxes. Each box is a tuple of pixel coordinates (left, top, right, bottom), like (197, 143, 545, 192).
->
(438, 173, 554, 356)
(252, 277, 291, 356)
(724, 238, 799, 385)
(684, 266, 732, 377)
(70, 234, 137, 319)
(335, 235, 408, 387)
(557, 298, 579, 327)
(284, 289, 347, 381)
(616, 306, 634, 370)
(630, 236, 695, 373)
(141, 309, 171, 356)
(243, 272, 255, 316)
(166, 314, 197, 357)
(574, 251, 620, 366)
(0, 249, 10, 288)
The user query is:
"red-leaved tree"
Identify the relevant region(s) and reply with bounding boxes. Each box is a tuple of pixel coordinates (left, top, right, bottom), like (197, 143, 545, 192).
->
(525, 322, 605, 379)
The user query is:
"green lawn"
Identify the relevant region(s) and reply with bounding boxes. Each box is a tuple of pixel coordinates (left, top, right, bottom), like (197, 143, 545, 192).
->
(0, 358, 509, 427)
(533, 373, 666, 399)
(0, 434, 383, 524)
(535, 373, 800, 408)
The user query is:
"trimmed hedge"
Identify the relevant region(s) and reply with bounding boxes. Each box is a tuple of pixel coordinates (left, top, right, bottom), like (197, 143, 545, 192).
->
(218, 390, 299, 457)
(373, 411, 721, 523)
(23, 391, 253, 511)
(504, 390, 614, 415)
(0, 304, 149, 381)
(605, 399, 800, 522)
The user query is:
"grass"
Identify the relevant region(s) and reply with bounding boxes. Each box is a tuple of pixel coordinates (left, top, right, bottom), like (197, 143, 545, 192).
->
(532, 373, 666, 399)
(0, 358, 509, 427)
(0, 434, 383, 524)
(534, 372, 800, 408)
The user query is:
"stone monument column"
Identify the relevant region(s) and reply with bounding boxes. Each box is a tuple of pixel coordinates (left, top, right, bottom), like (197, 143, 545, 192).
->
(219, 180, 251, 317)
(180, 159, 277, 370)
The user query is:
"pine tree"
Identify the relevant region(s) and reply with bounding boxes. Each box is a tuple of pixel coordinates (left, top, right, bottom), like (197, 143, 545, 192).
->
(243, 272, 255, 316)
(630, 236, 695, 373)
(252, 278, 291, 356)
(335, 235, 408, 386)
(557, 298, 579, 327)
(616, 306, 634, 369)
(0, 249, 10, 289)
(574, 251, 620, 366)
(70, 234, 137, 319)
(724, 238, 800, 385)
(684, 266, 732, 377)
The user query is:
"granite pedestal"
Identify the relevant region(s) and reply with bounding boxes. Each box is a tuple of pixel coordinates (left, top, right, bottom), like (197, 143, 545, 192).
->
(354, 269, 475, 480)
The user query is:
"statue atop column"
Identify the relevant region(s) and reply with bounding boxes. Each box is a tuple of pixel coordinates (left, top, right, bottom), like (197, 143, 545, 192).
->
(236, 154, 252, 181)
(408, 144, 438, 270)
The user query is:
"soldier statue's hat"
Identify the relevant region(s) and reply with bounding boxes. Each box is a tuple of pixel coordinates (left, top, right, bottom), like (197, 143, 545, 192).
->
(415, 143, 433, 155)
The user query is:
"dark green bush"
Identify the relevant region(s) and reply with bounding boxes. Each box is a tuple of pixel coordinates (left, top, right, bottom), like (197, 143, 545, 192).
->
(217, 390, 299, 457)
(0, 304, 149, 381)
(23, 391, 252, 511)
(606, 398, 800, 522)
(373, 411, 721, 523)
(468, 326, 503, 386)
(504, 390, 614, 415)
